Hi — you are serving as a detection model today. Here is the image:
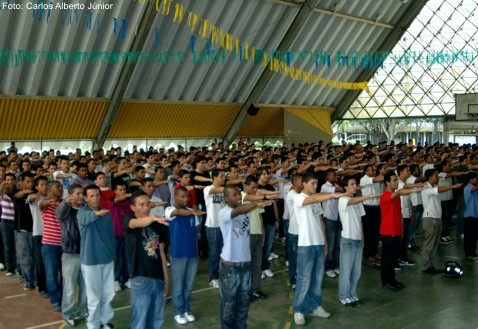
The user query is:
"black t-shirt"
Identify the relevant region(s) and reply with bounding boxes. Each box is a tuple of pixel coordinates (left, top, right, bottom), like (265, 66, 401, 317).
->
(258, 183, 276, 225)
(124, 216, 168, 280)
(14, 194, 33, 232)
(112, 172, 131, 191)
(191, 170, 210, 210)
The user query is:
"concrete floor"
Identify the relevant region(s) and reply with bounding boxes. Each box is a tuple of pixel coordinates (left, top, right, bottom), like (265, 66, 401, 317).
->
(1, 227, 478, 329)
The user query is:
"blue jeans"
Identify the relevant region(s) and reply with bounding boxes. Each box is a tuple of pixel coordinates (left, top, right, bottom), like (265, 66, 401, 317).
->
(409, 205, 423, 245)
(171, 257, 198, 316)
(287, 233, 298, 285)
(42, 244, 63, 306)
(62, 253, 87, 320)
(219, 260, 251, 329)
(206, 227, 223, 281)
(338, 238, 362, 300)
(114, 236, 130, 283)
(130, 276, 166, 329)
(81, 261, 115, 329)
(283, 220, 289, 261)
(0, 220, 16, 272)
(324, 218, 341, 270)
(293, 245, 325, 314)
(15, 231, 34, 285)
(261, 224, 275, 271)
(33, 235, 46, 292)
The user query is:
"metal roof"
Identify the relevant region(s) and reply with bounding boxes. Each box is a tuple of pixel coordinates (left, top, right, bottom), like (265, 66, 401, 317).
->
(0, 0, 425, 144)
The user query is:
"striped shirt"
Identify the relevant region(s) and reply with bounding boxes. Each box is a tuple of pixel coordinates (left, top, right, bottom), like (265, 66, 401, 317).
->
(0, 193, 15, 221)
(40, 202, 62, 245)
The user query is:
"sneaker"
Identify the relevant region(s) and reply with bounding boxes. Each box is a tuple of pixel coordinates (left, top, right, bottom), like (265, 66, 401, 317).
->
(124, 279, 131, 289)
(399, 258, 416, 266)
(270, 252, 279, 259)
(285, 260, 289, 267)
(325, 270, 337, 278)
(5, 271, 14, 276)
(52, 303, 61, 312)
(251, 292, 260, 302)
(209, 279, 220, 288)
(351, 296, 363, 306)
(64, 318, 75, 327)
(39, 290, 49, 299)
(294, 312, 305, 325)
(291, 283, 296, 290)
(256, 290, 267, 298)
(262, 269, 274, 278)
(440, 237, 452, 244)
(24, 284, 34, 291)
(457, 233, 464, 239)
(339, 298, 356, 307)
(261, 272, 265, 280)
(334, 268, 340, 275)
(114, 281, 122, 292)
(79, 313, 89, 320)
(268, 255, 274, 261)
(0, 263, 5, 271)
(174, 314, 188, 325)
(310, 306, 331, 318)
(102, 323, 114, 329)
(184, 312, 196, 322)
(167, 262, 171, 267)
(394, 265, 402, 271)
(466, 255, 478, 260)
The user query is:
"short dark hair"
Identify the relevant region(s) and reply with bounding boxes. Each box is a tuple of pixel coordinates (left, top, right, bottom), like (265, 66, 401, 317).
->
(425, 169, 437, 181)
(131, 190, 149, 205)
(244, 174, 258, 186)
(397, 164, 409, 176)
(384, 170, 396, 184)
(342, 175, 355, 187)
(303, 173, 318, 183)
(467, 171, 478, 181)
(33, 175, 48, 187)
(68, 183, 83, 194)
(175, 186, 188, 195)
(178, 169, 190, 178)
(211, 168, 223, 179)
(18, 171, 34, 181)
(134, 165, 145, 173)
(141, 177, 154, 186)
(83, 184, 100, 196)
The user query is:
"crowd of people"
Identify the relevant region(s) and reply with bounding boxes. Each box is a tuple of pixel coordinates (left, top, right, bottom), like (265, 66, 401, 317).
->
(1, 138, 478, 328)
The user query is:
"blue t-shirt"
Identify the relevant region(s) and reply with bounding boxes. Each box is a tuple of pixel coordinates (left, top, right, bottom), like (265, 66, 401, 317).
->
(165, 206, 198, 258)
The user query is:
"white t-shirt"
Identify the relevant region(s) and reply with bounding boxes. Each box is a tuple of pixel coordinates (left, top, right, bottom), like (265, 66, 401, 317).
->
(286, 189, 299, 235)
(338, 196, 365, 240)
(422, 163, 435, 177)
(241, 192, 264, 235)
(320, 181, 339, 220)
(282, 182, 292, 220)
(29, 195, 47, 237)
(359, 175, 380, 206)
(219, 206, 250, 262)
(438, 172, 452, 201)
(398, 179, 411, 218)
(293, 193, 325, 247)
(407, 175, 422, 206)
(204, 185, 226, 227)
(150, 195, 165, 217)
(421, 183, 441, 218)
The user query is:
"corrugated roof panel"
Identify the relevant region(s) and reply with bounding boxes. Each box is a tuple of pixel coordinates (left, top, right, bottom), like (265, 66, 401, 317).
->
(108, 102, 241, 138)
(238, 107, 284, 136)
(0, 98, 108, 139)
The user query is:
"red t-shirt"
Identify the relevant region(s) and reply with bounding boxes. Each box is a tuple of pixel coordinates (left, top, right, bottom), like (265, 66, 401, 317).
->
(379, 190, 403, 236)
(100, 189, 116, 210)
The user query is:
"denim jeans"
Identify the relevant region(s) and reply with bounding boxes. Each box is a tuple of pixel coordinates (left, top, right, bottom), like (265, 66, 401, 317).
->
(81, 261, 115, 329)
(114, 236, 130, 283)
(130, 276, 166, 329)
(287, 233, 298, 286)
(261, 224, 275, 271)
(42, 244, 63, 306)
(283, 219, 289, 261)
(62, 253, 87, 320)
(206, 227, 223, 281)
(409, 205, 423, 245)
(219, 260, 251, 329)
(32, 236, 46, 292)
(0, 220, 16, 272)
(16, 231, 34, 285)
(338, 238, 362, 300)
(171, 257, 198, 316)
(456, 196, 465, 235)
(324, 218, 341, 270)
(293, 245, 325, 314)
